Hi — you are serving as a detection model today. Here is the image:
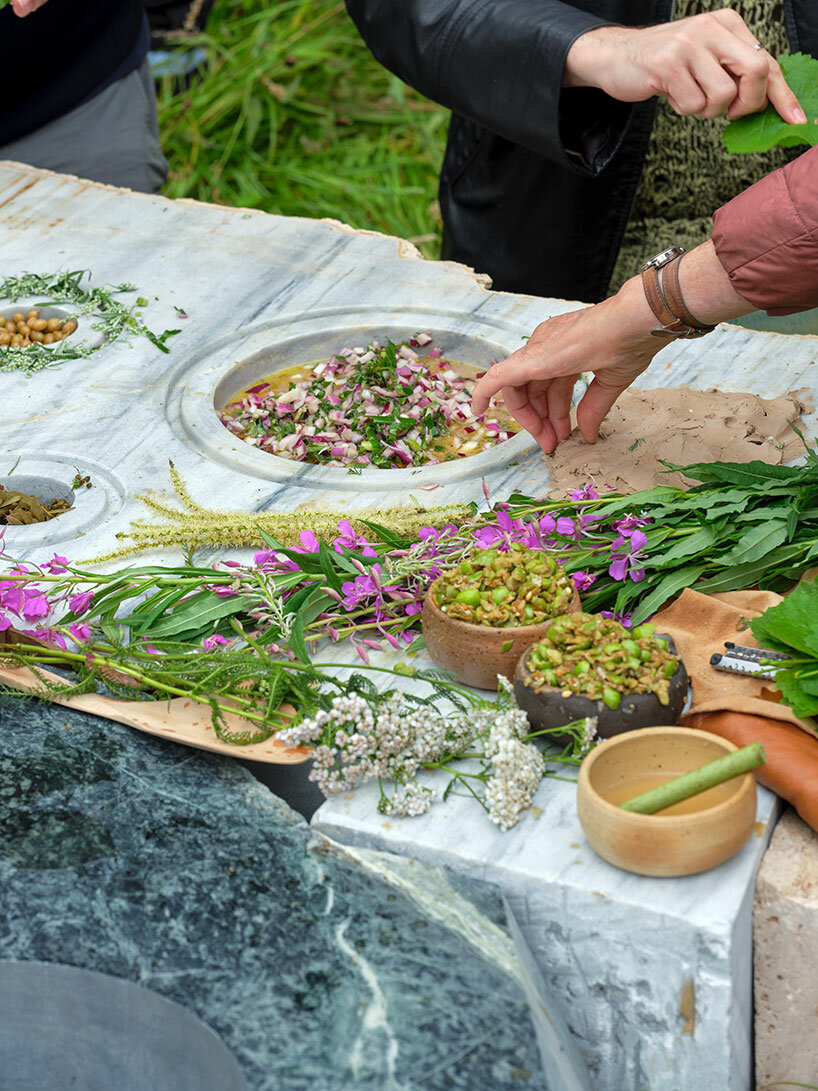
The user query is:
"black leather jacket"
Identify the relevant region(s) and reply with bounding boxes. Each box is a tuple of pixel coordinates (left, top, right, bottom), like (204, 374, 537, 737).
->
(346, 0, 818, 302)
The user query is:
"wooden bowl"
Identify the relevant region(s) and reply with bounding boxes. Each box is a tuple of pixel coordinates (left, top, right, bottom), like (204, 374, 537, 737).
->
(577, 726, 757, 877)
(513, 636, 688, 740)
(421, 584, 581, 690)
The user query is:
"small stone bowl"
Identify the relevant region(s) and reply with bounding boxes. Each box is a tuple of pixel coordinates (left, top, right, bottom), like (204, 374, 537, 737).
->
(513, 635, 688, 740)
(577, 726, 757, 877)
(421, 583, 581, 690)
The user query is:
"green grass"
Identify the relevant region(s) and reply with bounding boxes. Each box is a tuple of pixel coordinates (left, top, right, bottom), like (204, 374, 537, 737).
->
(156, 0, 448, 256)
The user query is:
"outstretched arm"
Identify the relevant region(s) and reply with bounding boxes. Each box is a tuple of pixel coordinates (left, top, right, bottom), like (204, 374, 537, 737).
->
(473, 144, 818, 452)
(471, 242, 754, 453)
(346, 2, 803, 171)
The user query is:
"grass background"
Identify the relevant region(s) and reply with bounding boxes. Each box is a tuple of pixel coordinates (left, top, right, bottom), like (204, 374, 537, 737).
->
(155, 0, 449, 258)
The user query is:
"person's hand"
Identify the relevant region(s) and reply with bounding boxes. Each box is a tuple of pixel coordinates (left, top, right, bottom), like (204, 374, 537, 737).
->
(565, 9, 806, 124)
(472, 242, 756, 452)
(10, 0, 50, 15)
(471, 279, 663, 453)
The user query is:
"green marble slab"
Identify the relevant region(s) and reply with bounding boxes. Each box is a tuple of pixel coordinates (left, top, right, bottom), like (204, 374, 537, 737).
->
(0, 694, 549, 1091)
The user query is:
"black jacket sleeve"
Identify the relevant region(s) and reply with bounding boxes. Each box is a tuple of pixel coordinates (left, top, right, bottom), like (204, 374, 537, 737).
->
(345, 0, 631, 173)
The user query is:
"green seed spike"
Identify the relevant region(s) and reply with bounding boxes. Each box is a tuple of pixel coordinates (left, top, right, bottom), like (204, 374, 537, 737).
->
(89, 463, 471, 562)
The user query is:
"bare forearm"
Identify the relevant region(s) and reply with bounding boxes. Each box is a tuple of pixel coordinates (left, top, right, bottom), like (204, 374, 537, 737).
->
(675, 242, 756, 324)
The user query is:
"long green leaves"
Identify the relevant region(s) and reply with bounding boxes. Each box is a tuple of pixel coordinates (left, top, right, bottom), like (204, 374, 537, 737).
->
(511, 449, 818, 620)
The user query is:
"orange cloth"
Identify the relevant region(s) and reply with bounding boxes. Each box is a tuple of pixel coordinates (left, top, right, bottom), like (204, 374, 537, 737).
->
(653, 588, 818, 832)
(687, 711, 818, 833)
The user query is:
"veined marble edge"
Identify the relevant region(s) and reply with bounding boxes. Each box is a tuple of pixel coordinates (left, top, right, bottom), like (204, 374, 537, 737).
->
(311, 834, 597, 1090)
(313, 783, 779, 931)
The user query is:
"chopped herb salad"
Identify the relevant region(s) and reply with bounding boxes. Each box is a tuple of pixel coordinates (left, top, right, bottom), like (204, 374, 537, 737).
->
(219, 335, 518, 469)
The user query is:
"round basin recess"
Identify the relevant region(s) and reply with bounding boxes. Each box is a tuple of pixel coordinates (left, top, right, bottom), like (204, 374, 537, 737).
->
(174, 310, 539, 489)
(0, 454, 125, 548)
(3, 474, 75, 510)
(0, 961, 248, 1091)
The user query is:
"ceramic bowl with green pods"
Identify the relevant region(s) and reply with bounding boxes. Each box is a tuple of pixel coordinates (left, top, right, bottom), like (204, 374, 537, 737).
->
(422, 546, 580, 690)
(514, 612, 689, 740)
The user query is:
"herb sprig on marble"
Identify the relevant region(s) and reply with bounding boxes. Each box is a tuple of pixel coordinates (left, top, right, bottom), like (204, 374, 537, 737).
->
(0, 270, 181, 375)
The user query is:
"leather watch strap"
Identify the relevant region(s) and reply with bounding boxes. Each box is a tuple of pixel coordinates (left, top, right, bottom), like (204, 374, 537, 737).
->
(662, 257, 716, 337)
(641, 251, 716, 339)
(641, 264, 678, 333)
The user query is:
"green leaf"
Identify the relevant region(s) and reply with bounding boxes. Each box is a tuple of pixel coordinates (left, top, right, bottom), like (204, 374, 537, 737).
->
(750, 580, 818, 657)
(696, 543, 806, 593)
(359, 518, 408, 549)
(629, 565, 708, 627)
(649, 526, 718, 568)
(723, 54, 818, 153)
(317, 542, 344, 594)
(772, 670, 818, 719)
(288, 615, 310, 662)
(664, 459, 798, 487)
(145, 592, 254, 639)
(717, 520, 788, 566)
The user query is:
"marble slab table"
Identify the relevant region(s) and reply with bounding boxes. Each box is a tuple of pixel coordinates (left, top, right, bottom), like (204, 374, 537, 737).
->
(1, 161, 816, 1089)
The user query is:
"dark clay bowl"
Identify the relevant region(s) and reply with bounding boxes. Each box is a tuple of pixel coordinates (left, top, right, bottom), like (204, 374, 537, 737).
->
(422, 583, 581, 691)
(513, 634, 689, 740)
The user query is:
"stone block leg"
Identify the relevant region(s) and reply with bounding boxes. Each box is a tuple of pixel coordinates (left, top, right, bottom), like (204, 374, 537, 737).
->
(755, 807, 818, 1087)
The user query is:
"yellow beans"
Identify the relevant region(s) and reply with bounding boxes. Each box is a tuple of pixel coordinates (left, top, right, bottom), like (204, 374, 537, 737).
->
(0, 308, 78, 349)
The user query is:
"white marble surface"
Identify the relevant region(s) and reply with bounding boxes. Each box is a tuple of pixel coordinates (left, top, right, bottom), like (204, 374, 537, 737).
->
(2, 160, 817, 566)
(1, 161, 814, 1089)
(315, 763, 780, 1091)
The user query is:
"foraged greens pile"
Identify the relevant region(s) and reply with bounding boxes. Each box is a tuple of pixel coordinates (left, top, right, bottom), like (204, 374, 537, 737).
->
(3, 448, 818, 824)
(0, 271, 180, 375)
(750, 580, 818, 719)
(220, 336, 514, 469)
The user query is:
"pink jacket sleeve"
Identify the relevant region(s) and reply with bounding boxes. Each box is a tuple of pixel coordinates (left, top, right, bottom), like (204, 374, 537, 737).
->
(712, 145, 818, 316)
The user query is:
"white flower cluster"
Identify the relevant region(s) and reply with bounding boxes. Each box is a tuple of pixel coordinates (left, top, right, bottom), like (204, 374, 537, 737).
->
(277, 682, 566, 830)
(380, 781, 435, 817)
(484, 731, 544, 830)
(277, 691, 475, 797)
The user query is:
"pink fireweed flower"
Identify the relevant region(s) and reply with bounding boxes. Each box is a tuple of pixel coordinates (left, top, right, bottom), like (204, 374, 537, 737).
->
(0, 614, 11, 632)
(600, 609, 634, 627)
(608, 529, 647, 583)
(570, 484, 600, 502)
(254, 548, 299, 573)
(212, 585, 240, 598)
(23, 627, 67, 649)
(43, 554, 69, 574)
(21, 591, 50, 622)
(555, 516, 576, 537)
(473, 509, 526, 550)
(332, 519, 377, 557)
(571, 571, 597, 591)
(68, 622, 92, 643)
(203, 634, 230, 650)
(298, 529, 320, 552)
(0, 583, 25, 615)
(68, 590, 94, 615)
(612, 513, 652, 536)
(341, 564, 385, 612)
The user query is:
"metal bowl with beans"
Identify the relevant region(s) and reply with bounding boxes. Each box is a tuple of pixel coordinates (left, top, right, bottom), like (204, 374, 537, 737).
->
(0, 309, 78, 350)
(432, 546, 576, 628)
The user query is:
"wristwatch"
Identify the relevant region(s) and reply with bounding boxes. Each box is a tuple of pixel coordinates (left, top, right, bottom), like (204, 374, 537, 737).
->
(641, 246, 716, 339)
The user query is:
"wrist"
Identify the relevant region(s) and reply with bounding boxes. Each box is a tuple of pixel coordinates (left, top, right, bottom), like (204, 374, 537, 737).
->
(608, 273, 659, 336)
(564, 27, 620, 89)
